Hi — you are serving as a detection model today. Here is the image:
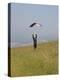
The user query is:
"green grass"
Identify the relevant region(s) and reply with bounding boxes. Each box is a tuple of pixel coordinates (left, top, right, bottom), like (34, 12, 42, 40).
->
(10, 41, 58, 77)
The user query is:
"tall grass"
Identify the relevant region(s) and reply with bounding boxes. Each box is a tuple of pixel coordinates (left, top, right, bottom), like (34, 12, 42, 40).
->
(10, 41, 58, 77)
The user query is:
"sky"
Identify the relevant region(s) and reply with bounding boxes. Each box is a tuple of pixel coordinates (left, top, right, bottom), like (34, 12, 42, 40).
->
(10, 3, 58, 47)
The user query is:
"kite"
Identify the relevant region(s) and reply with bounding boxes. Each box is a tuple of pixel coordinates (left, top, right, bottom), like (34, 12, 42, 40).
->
(29, 22, 42, 27)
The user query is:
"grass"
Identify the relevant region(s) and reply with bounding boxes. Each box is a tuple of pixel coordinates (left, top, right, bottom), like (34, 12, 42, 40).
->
(10, 41, 58, 77)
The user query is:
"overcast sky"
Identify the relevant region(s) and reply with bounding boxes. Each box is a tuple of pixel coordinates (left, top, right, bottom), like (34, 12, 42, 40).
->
(10, 3, 58, 47)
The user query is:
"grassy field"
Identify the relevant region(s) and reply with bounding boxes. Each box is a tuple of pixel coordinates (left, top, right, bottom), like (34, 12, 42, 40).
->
(10, 41, 58, 77)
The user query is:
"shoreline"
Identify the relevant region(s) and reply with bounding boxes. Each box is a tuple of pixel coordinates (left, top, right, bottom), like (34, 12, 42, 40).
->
(9, 40, 58, 48)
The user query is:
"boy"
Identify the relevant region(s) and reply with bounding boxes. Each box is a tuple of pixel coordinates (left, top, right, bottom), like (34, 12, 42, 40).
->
(32, 34, 37, 49)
